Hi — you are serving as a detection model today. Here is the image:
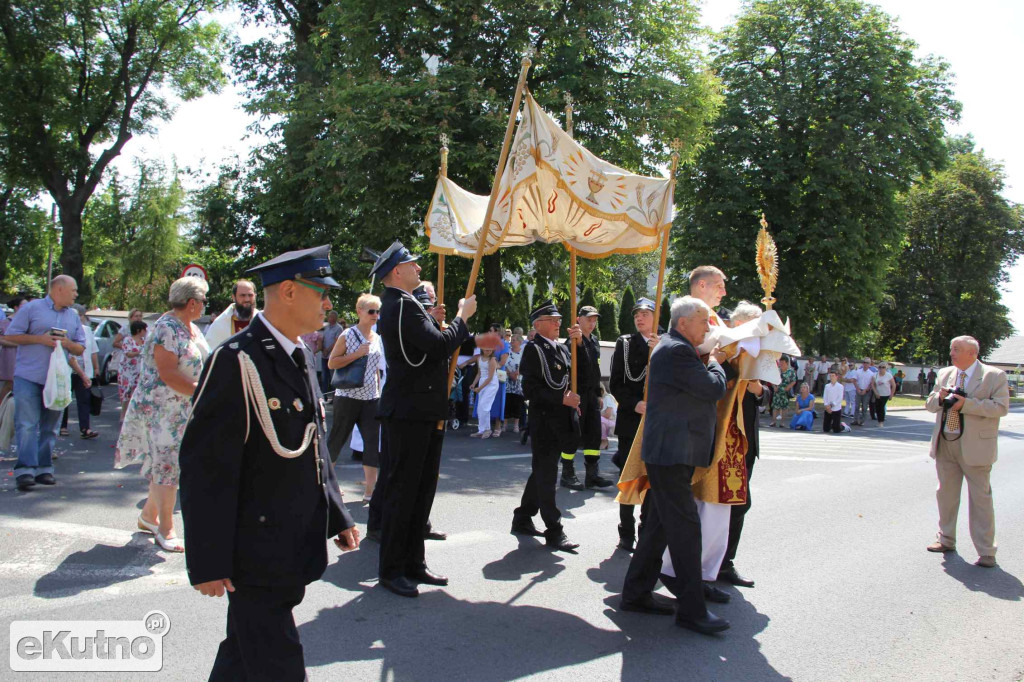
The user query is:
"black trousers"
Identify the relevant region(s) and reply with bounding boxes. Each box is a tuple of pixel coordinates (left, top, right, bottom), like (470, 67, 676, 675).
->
(875, 395, 890, 423)
(622, 462, 704, 619)
(327, 396, 380, 466)
(379, 418, 443, 580)
(563, 387, 601, 456)
(823, 409, 843, 433)
(367, 426, 390, 534)
(721, 450, 757, 572)
(513, 411, 564, 535)
(60, 374, 92, 432)
(613, 413, 642, 529)
(209, 583, 307, 682)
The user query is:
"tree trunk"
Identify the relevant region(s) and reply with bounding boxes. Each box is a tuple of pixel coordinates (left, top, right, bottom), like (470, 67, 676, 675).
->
(57, 199, 85, 285)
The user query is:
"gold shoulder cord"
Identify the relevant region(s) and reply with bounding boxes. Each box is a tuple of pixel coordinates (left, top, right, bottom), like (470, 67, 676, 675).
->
(534, 343, 568, 391)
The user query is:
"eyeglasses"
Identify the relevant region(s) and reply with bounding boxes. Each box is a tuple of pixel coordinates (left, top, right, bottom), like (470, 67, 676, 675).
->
(366, 309, 380, 315)
(296, 280, 331, 300)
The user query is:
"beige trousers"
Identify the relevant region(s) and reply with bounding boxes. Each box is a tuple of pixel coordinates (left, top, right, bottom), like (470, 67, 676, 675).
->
(935, 436, 997, 556)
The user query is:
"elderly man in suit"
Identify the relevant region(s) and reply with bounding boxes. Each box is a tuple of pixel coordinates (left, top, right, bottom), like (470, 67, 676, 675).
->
(619, 296, 729, 635)
(924, 335, 1009, 568)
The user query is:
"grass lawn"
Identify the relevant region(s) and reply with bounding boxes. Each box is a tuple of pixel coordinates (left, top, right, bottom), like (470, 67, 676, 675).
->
(809, 393, 1023, 409)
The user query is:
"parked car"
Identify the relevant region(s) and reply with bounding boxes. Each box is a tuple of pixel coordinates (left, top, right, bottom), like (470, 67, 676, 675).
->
(90, 317, 125, 385)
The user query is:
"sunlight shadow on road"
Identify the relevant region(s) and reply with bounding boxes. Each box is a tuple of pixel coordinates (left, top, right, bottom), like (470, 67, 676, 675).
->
(941, 553, 1023, 600)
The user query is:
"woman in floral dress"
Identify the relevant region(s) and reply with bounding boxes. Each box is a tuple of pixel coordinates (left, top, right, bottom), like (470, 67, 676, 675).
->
(117, 320, 148, 423)
(770, 356, 797, 428)
(115, 277, 210, 552)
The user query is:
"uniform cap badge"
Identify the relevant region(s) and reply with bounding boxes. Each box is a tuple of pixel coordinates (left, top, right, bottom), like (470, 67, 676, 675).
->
(229, 342, 239, 349)
(268, 398, 282, 410)
(293, 398, 304, 411)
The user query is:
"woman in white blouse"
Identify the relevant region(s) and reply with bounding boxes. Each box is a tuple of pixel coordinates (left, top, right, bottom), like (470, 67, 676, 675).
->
(327, 293, 384, 501)
(871, 362, 897, 427)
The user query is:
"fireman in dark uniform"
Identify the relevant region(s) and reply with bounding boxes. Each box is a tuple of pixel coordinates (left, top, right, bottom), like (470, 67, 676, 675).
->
(609, 296, 660, 552)
(371, 241, 495, 598)
(560, 305, 614, 490)
(511, 300, 583, 552)
(179, 245, 360, 682)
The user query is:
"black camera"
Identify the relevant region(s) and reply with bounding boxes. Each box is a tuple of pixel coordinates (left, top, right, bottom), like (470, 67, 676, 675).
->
(942, 387, 966, 409)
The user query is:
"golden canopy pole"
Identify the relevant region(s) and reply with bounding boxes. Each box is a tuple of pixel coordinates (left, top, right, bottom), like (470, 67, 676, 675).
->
(440, 52, 534, 429)
(643, 139, 683, 401)
(565, 92, 578, 393)
(437, 134, 449, 309)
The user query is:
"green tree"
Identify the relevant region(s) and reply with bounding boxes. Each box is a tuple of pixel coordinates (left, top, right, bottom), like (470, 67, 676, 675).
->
(0, 184, 48, 296)
(879, 150, 1024, 361)
(618, 285, 636, 336)
(672, 0, 959, 353)
(234, 0, 722, 322)
(84, 162, 187, 310)
(579, 287, 597, 315)
(0, 0, 225, 286)
(598, 300, 619, 341)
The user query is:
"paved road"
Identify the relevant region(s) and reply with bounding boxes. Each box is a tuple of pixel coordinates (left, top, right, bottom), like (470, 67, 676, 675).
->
(2, 387, 1022, 681)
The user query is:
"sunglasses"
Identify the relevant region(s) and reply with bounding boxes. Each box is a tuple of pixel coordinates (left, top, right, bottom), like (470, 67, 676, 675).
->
(366, 309, 380, 315)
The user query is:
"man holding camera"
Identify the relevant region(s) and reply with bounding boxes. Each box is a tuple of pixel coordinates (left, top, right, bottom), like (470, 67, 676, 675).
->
(924, 335, 1009, 568)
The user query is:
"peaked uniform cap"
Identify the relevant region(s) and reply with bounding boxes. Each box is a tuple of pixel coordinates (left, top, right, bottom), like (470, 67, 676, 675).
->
(369, 241, 419, 281)
(412, 284, 434, 306)
(246, 245, 340, 288)
(577, 305, 600, 317)
(530, 299, 562, 322)
(632, 297, 656, 313)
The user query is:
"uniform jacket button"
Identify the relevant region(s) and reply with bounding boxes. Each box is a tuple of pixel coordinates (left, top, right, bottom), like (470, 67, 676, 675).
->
(258, 515, 266, 523)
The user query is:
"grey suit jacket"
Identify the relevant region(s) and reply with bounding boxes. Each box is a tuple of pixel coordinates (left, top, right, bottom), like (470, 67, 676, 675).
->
(925, 362, 1009, 466)
(641, 329, 727, 467)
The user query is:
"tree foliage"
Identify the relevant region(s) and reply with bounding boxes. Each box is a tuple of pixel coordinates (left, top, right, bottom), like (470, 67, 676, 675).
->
(0, 0, 225, 286)
(83, 162, 187, 310)
(0, 184, 48, 297)
(671, 0, 960, 353)
(233, 0, 722, 323)
(879, 149, 1024, 362)
(618, 285, 636, 336)
(598, 300, 619, 340)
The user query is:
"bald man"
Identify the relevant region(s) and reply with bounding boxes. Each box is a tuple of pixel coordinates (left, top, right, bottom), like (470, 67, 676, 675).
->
(5, 276, 87, 491)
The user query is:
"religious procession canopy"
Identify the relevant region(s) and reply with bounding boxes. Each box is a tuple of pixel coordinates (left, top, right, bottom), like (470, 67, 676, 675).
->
(425, 91, 674, 258)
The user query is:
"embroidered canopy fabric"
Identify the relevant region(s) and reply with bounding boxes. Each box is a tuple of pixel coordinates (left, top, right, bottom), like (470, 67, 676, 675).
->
(425, 92, 674, 258)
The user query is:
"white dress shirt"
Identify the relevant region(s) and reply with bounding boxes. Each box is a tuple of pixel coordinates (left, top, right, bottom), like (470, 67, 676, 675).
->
(823, 381, 845, 411)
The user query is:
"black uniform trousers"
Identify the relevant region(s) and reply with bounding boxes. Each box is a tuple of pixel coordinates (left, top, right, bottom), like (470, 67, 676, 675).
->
(576, 387, 602, 454)
(209, 583, 307, 682)
(613, 413, 642, 529)
(379, 418, 443, 580)
(622, 462, 704, 620)
(367, 426, 390, 534)
(513, 407, 564, 535)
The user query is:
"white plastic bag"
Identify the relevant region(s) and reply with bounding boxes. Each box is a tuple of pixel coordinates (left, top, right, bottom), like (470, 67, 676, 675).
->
(43, 341, 73, 411)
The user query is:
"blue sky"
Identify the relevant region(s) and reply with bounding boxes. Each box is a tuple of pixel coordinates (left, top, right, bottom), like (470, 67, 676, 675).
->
(119, 0, 1024, 333)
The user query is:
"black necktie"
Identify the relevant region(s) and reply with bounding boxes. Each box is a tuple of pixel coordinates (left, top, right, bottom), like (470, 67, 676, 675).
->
(292, 348, 313, 400)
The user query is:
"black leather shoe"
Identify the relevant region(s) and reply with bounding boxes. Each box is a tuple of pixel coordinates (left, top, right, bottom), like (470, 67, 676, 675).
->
(620, 593, 675, 616)
(16, 474, 36, 491)
(617, 524, 635, 552)
(676, 611, 730, 635)
(511, 519, 545, 537)
(703, 582, 731, 604)
(520, 430, 528, 445)
(717, 567, 755, 588)
(424, 529, 447, 541)
(34, 473, 56, 486)
(365, 529, 381, 542)
(545, 532, 579, 552)
(380, 576, 419, 598)
(407, 568, 448, 586)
